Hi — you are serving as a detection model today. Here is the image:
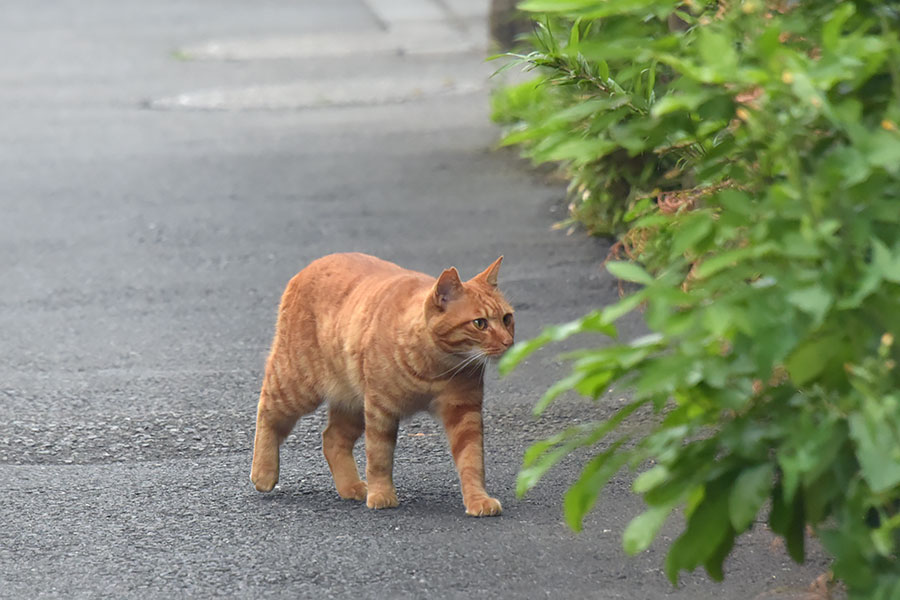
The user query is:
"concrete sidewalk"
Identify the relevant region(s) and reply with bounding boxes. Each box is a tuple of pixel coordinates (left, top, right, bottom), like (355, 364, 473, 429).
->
(0, 0, 829, 597)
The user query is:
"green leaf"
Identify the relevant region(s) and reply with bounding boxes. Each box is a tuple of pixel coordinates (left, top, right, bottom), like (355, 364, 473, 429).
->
(520, 399, 647, 497)
(770, 486, 806, 564)
(634, 354, 693, 396)
(533, 372, 583, 415)
(542, 138, 619, 164)
(651, 92, 710, 117)
(838, 263, 882, 309)
(498, 311, 615, 375)
(728, 463, 774, 531)
(518, 426, 594, 495)
(848, 397, 900, 493)
(863, 130, 900, 173)
(601, 291, 646, 324)
(568, 18, 581, 47)
(822, 3, 856, 52)
(778, 413, 847, 506)
(517, 0, 600, 12)
(518, 0, 679, 18)
(714, 189, 753, 217)
(643, 438, 714, 507)
(573, 370, 616, 398)
(785, 334, 840, 385)
(498, 337, 550, 375)
(606, 261, 654, 285)
(696, 29, 738, 77)
(670, 213, 713, 256)
(597, 59, 609, 81)
(703, 529, 735, 582)
(873, 238, 900, 283)
(517, 445, 573, 497)
(786, 285, 833, 327)
(786, 494, 807, 563)
(664, 476, 733, 584)
(781, 232, 821, 259)
(548, 97, 631, 125)
(633, 464, 669, 494)
(694, 243, 775, 279)
(564, 443, 630, 531)
(623, 504, 674, 555)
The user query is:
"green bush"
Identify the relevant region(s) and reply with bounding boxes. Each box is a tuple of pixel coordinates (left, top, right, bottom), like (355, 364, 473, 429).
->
(494, 1, 900, 597)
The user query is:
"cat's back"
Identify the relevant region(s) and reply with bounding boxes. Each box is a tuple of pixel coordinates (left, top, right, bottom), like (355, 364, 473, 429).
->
(284, 253, 430, 311)
(304, 252, 407, 278)
(291, 252, 417, 291)
(274, 253, 430, 381)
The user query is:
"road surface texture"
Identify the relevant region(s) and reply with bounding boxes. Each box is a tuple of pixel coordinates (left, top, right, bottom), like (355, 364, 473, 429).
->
(1, 1, 831, 598)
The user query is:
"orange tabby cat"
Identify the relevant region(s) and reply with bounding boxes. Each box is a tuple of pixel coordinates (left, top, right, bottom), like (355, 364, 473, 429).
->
(250, 252, 514, 516)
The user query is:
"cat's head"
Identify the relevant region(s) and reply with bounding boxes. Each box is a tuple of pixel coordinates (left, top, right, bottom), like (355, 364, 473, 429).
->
(426, 256, 515, 360)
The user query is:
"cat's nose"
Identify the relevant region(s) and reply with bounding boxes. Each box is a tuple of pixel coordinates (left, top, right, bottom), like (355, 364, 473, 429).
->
(501, 334, 513, 348)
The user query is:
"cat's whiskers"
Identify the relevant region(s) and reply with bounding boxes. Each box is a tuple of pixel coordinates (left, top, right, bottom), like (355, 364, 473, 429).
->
(476, 357, 488, 380)
(435, 349, 489, 381)
(434, 351, 482, 379)
(455, 350, 489, 380)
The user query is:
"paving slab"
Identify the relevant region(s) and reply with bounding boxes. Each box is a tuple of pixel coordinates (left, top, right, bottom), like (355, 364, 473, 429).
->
(364, 0, 449, 24)
(178, 23, 484, 61)
(150, 77, 483, 111)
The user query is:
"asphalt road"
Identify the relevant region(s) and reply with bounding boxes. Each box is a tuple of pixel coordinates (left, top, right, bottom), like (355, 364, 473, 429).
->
(1, 1, 830, 598)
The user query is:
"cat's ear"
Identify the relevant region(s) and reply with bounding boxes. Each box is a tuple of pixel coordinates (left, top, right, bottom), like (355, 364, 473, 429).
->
(433, 267, 464, 310)
(473, 256, 503, 287)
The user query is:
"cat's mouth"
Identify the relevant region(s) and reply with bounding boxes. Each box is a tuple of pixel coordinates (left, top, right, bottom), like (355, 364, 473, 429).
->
(485, 342, 514, 357)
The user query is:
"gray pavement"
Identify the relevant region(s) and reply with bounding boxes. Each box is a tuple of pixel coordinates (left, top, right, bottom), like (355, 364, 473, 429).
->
(1, 1, 830, 598)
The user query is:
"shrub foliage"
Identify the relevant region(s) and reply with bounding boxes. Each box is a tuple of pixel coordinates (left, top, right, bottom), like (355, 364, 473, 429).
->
(494, 1, 900, 596)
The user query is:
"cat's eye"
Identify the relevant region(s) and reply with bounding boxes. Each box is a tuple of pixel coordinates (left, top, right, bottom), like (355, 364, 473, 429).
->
(473, 318, 488, 330)
(503, 313, 513, 327)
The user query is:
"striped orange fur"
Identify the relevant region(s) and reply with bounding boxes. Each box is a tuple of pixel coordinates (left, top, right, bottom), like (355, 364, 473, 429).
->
(250, 252, 514, 516)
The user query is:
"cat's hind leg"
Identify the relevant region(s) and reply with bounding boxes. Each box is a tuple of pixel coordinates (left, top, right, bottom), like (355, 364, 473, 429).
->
(250, 357, 322, 492)
(322, 404, 367, 501)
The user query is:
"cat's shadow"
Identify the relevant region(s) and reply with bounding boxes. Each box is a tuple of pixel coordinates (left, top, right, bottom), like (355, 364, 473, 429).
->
(248, 483, 497, 526)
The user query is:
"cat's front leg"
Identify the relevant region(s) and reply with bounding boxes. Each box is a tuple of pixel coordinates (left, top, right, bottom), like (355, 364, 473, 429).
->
(438, 389, 502, 517)
(363, 394, 400, 509)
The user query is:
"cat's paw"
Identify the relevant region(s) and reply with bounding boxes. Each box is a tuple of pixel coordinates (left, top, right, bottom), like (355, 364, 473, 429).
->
(337, 480, 368, 501)
(366, 488, 399, 509)
(250, 469, 278, 493)
(465, 496, 502, 517)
